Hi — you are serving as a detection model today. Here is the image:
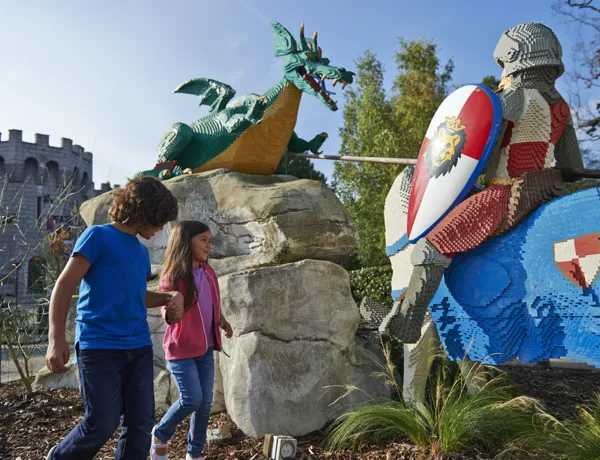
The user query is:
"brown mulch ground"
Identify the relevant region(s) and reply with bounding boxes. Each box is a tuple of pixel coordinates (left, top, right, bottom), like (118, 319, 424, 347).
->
(1, 363, 600, 460)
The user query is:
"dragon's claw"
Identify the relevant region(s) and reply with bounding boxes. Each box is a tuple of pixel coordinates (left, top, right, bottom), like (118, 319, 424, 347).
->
(308, 132, 328, 154)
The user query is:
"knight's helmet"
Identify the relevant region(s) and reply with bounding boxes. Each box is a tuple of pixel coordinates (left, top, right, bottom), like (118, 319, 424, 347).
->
(494, 23, 564, 78)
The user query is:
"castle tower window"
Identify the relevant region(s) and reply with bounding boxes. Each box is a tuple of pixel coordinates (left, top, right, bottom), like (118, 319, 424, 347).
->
(81, 172, 89, 195)
(24, 157, 39, 183)
(46, 161, 59, 187)
(0, 157, 5, 177)
(71, 167, 80, 187)
(27, 256, 46, 294)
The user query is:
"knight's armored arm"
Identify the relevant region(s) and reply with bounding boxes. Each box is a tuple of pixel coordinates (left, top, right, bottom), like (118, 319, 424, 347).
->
(554, 122, 584, 172)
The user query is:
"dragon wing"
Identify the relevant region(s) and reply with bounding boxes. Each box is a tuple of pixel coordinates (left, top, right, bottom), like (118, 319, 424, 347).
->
(173, 78, 236, 113)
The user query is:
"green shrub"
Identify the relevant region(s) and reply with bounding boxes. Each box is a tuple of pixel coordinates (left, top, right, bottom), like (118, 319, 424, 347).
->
(348, 265, 393, 309)
(564, 178, 600, 195)
(325, 351, 554, 458)
(541, 393, 600, 460)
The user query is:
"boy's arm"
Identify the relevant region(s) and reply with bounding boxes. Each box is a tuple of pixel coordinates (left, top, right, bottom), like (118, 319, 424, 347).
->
(145, 290, 184, 323)
(46, 255, 90, 373)
(145, 290, 182, 308)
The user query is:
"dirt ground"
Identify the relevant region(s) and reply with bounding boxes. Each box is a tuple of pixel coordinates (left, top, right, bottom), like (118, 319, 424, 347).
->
(1, 363, 600, 460)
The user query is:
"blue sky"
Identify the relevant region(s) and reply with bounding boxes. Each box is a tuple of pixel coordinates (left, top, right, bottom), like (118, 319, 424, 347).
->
(0, 1, 595, 188)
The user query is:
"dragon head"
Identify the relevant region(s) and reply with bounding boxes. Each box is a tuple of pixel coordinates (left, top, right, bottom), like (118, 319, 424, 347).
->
(271, 21, 354, 111)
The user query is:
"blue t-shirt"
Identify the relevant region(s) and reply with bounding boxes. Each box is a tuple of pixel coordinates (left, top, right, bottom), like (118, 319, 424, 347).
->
(73, 224, 152, 350)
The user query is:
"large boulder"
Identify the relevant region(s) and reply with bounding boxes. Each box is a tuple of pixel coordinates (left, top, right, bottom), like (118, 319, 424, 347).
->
(153, 352, 227, 415)
(217, 259, 389, 437)
(220, 260, 359, 353)
(80, 170, 357, 276)
(147, 307, 168, 377)
(33, 364, 79, 390)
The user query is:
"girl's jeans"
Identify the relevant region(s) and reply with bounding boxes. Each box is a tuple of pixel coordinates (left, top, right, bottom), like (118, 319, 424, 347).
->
(50, 344, 155, 460)
(154, 349, 215, 457)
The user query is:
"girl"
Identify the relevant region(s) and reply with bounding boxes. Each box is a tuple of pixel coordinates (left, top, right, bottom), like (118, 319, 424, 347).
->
(151, 220, 233, 460)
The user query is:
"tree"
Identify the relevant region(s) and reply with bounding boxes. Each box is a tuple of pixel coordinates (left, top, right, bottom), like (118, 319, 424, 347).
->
(334, 41, 453, 267)
(481, 75, 501, 92)
(552, 1, 600, 143)
(0, 171, 84, 392)
(275, 152, 327, 183)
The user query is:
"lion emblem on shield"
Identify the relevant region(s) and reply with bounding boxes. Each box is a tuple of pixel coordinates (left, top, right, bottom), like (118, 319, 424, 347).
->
(426, 116, 467, 178)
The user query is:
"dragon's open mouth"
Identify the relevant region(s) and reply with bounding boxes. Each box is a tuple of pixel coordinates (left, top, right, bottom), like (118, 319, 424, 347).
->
(296, 66, 349, 110)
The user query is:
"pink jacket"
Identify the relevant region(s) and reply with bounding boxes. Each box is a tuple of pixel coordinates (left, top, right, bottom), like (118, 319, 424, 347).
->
(160, 264, 224, 361)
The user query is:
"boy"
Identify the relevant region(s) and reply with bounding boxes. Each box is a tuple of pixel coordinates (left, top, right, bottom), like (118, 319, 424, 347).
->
(46, 176, 182, 460)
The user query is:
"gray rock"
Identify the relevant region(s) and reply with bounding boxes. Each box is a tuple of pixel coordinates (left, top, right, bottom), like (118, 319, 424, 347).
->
(220, 332, 348, 437)
(212, 352, 226, 414)
(80, 170, 357, 276)
(153, 369, 179, 413)
(65, 296, 78, 345)
(33, 364, 79, 390)
(219, 260, 360, 353)
(206, 425, 232, 445)
(217, 260, 389, 437)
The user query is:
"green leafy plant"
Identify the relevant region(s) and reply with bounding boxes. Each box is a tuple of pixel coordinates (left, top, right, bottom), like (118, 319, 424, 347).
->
(334, 40, 453, 266)
(348, 265, 393, 309)
(540, 393, 600, 460)
(564, 178, 600, 195)
(325, 347, 554, 458)
(275, 151, 327, 184)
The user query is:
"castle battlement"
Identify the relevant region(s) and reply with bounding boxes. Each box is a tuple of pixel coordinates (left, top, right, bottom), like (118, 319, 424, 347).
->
(0, 129, 93, 164)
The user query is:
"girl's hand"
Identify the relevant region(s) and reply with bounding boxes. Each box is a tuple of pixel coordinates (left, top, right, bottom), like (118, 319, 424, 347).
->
(165, 292, 184, 323)
(219, 317, 233, 338)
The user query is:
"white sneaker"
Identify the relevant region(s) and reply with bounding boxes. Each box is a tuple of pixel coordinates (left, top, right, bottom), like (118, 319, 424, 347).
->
(150, 426, 169, 460)
(46, 446, 56, 460)
(185, 454, 204, 460)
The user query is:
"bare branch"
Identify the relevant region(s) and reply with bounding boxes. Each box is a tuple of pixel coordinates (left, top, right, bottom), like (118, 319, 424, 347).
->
(568, 0, 600, 14)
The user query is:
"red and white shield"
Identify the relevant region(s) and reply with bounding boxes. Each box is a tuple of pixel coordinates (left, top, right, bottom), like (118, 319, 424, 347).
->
(554, 233, 600, 289)
(407, 84, 502, 242)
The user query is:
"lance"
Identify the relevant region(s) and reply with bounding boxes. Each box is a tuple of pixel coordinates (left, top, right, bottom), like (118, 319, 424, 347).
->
(288, 153, 600, 180)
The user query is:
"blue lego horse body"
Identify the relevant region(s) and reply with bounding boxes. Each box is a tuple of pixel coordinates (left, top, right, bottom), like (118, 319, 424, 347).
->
(429, 186, 600, 366)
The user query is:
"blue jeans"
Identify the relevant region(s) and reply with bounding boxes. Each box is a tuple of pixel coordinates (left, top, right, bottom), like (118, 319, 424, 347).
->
(50, 345, 155, 460)
(154, 349, 215, 457)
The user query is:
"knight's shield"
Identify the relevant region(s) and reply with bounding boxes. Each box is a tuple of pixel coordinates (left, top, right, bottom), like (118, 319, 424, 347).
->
(407, 84, 502, 243)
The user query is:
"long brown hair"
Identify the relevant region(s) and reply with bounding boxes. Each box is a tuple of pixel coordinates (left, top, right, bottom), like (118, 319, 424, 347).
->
(161, 220, 211, 311)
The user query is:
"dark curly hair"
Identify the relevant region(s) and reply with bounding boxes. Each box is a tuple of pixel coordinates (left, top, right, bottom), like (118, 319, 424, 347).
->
(108, 176, 178, 228)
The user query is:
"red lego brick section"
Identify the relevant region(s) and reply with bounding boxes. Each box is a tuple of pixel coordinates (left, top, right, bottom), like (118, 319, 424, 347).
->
(574, 233, 600, 258)
(505, 99, 570, 178)
(407, 138, 431, 237)
(426, 184, 511, 256)
(557, 260, 587, 289)
(154, 160, 178, 170)
(507, 142, 549, 178)
(549, 99, 571, 145)
(501, 121, 514, 148)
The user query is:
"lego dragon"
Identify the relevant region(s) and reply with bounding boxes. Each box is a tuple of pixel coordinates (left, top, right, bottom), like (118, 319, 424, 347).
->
(135, 22, 354, 179)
